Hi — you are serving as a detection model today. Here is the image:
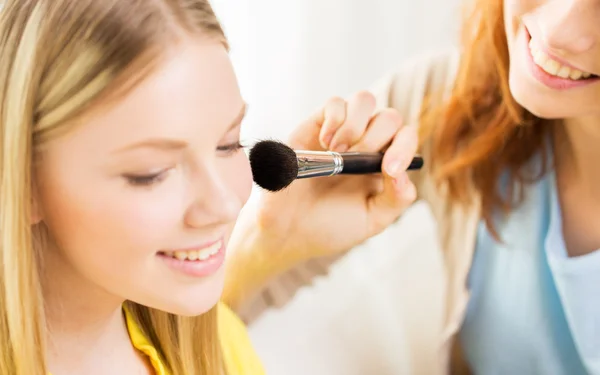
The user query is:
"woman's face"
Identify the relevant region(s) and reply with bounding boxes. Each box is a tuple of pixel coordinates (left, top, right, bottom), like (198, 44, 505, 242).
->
(504, 0, 600, 119)
(35, 39, 252, 316)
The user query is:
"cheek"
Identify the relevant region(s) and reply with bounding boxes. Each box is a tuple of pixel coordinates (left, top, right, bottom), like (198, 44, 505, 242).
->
(504, 0, 517, 43)
(504, 0, 542, 48)
(39, 172, 184, 266)
(224, 152, 253, 209)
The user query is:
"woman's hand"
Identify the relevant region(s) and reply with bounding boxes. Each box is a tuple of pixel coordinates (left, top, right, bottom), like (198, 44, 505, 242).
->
(224, 91, 419, 312)
(254, 90, 418, 262)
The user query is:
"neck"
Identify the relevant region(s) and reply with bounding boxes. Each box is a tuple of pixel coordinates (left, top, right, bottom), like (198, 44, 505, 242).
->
(42, 242, 134, 374)
(554, 115, 600, 192)
(553, 115, 600, 257)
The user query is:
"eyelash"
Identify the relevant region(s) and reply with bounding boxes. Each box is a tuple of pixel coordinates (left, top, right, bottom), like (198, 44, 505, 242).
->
(124, 141, 246, 187)
(124, 171, 169, 187)
(216, 141, 246, 154)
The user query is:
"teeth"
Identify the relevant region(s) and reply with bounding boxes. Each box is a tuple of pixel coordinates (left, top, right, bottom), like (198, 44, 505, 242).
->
(166, 240, 222, 261)
(528, 41, 593, 80)
(569, 69, 582, 80)
(556, 65, 570, 79)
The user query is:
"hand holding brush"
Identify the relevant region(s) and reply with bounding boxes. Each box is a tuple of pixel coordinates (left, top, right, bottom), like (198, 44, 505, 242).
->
(233, 92, 420, 263)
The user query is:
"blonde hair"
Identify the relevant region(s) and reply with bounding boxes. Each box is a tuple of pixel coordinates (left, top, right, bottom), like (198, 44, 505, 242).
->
(0, 0, 229, 374)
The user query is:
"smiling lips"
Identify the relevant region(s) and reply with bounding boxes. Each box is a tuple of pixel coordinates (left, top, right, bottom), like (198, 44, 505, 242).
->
(162, 240, 223, 261)
(158, 239, 225, 278)
(528, 40, 593, 81)
(524, 30, 599, 90)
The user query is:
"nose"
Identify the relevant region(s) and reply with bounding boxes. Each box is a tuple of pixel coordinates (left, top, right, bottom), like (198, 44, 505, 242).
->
(184, 167, 243, 229)
(537, 0, 600, 55)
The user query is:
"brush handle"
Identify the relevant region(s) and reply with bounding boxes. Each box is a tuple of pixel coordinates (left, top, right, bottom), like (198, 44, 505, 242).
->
(340, 152, 424, 174)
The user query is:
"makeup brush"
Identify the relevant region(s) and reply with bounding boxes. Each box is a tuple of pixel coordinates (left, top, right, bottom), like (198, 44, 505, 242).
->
(248, 139, 424, 192)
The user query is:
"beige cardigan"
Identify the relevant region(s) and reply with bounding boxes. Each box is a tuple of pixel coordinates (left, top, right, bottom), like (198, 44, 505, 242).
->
(238, 49, 481, 375)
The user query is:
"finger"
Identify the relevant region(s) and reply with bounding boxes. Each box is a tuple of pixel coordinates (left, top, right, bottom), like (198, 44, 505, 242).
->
(329, 91, 376, 152)
(365, 126, 419, 228)
(348, 108, 403, 152)
(317, 97, 347, 149)
(288, 97, 345, 150)
(382, 125, 419, 178)
(367, 171, 417, 226)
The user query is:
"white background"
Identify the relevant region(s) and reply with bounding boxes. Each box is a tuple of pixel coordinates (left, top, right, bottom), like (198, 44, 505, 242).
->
(211, 0, 461, 141)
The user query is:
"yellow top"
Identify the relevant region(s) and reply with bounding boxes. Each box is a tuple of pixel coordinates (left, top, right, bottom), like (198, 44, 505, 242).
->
(50, 302, 265, 375)
(124, 302, 265, 375)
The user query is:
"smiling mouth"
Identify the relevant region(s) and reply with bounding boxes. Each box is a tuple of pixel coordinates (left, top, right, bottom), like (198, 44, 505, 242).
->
(526, 34, 598, 81)
(159, 239, 223, 261)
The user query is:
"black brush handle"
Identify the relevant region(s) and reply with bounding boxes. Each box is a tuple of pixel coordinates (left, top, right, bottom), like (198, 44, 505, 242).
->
(340, 152, 424, 174)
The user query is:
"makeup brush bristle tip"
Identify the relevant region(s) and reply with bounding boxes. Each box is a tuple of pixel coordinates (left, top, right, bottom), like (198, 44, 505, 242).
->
(248, 140, 299, 192)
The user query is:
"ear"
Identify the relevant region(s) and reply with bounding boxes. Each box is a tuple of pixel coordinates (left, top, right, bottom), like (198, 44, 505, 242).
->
(30, 178, 43, 225)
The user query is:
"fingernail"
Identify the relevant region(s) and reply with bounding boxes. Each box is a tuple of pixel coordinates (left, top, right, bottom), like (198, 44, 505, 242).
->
(386, 159, 404, 176)
(322, 133, 333, 147)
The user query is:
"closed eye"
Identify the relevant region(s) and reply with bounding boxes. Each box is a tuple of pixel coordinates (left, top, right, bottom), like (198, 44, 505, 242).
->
(123, 169, 169, 187)
(217, 141, 246, 155)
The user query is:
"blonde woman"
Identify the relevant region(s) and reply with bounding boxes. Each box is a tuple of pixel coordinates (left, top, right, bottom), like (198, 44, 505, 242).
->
(0, 0, 416, 374)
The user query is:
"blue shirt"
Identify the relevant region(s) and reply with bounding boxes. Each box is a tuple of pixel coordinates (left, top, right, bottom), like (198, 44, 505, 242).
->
(460, 166, 600, 375)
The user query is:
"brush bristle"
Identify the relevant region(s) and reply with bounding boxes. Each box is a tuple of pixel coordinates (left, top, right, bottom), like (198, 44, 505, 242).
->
(248, 140, 299, 192)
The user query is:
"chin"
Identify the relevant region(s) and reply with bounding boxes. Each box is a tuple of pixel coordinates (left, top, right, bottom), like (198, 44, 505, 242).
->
(140, 268, 227, 317)
(509, 73, 571, 120)
(168, 288, 224, 317)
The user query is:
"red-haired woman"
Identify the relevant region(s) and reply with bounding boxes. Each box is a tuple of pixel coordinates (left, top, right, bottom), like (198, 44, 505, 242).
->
(226, 0, 600, 374)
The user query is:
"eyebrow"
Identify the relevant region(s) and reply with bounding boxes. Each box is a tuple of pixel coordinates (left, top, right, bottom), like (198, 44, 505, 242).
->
(115, 102, 248, 153)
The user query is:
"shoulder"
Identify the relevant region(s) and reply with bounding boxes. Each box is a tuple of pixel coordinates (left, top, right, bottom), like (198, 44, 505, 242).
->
(218, 302, 266, 375)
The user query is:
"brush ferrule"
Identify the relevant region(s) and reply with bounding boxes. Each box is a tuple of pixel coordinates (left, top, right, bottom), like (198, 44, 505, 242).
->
(296, 151, 343, 178)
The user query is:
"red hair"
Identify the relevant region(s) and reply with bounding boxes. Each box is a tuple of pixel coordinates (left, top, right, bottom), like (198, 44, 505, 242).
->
(423, 0, 552, 238)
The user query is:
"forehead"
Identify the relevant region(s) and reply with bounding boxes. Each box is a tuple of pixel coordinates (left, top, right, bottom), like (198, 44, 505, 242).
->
(55, 39, 242, 154)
